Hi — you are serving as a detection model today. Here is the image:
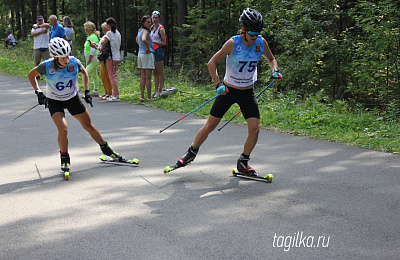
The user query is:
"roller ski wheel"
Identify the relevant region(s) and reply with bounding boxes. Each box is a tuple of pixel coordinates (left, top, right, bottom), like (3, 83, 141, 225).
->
(60, 153, 70, 180)
(163, 166, 173, 173)
(231, 168, 273, 183)
(163, 164, 184, 174)
(64, 170, 70, 180)
(61, 165, 70, 180)
(99, 155, 139, 167)
(163, 163, 184, 174)
(61, 164, 70, 180)
(163, 157, 193, 174)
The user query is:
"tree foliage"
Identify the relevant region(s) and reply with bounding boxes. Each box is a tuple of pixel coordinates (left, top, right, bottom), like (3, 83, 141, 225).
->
(0, 0, 399, 111)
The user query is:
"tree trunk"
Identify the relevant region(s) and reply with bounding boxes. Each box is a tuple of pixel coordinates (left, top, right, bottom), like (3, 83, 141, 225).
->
(98, 0, 103, 24)
(177, 0, 188, 66)
(161, 0, 168, 64)
(21, 0, 27, 39)
(51, 0, 57, 15)
(94, 0, 99, 29)
(39, 0, 44, 20)
(121, 0, 126, 57)
(168, 0, 173, 66)
(16, 2, 21, 39)
(31, 0, 38, 24)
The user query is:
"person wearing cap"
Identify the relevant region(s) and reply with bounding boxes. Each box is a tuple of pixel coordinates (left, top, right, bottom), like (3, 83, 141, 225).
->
(31, 15, 50, 67)
(27, 37, 126, 175)
(1, 30, 17, 47)
(167, 8, 282, 176)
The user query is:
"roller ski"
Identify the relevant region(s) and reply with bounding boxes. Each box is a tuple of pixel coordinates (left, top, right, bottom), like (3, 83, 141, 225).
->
(61, 153, 70, 180)
(99, 155, 139, 166)
(231, 169, 273, 182)
(231, 154, 273, 183)
(99, 141, 139, 166)
(164, 145, 198, 173)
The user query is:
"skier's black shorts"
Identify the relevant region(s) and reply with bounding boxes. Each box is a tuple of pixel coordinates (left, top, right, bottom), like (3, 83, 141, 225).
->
(47, 94, 86, 116)
(210, 86, 260, 119)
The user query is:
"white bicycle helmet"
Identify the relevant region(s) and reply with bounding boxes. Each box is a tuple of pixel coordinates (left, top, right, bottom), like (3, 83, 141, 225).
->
(49, 37, 71, 58)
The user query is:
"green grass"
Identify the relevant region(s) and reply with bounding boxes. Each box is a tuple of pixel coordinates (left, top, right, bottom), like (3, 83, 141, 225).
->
(257, 91, 400, 153)
(1, 40, 399, 154)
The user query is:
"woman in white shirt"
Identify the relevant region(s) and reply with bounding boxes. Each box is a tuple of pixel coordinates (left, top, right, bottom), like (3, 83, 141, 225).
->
(98, 17, 121, 102)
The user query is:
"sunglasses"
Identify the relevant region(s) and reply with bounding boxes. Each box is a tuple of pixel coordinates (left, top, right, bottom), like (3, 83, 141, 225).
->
(152, 10, 160, 15)
(247, 31, 260, 36)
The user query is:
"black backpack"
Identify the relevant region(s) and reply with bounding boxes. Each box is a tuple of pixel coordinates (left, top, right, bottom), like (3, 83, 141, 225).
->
(98, 41, 112, 62)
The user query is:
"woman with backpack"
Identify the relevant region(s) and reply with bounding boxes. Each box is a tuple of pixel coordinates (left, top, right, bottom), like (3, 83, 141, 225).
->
(90, 17, 121, 102)
(150, 10, 167, 98)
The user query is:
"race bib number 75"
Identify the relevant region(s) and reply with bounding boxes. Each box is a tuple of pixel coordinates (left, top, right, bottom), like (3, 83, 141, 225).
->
(238, 61, 257, 73)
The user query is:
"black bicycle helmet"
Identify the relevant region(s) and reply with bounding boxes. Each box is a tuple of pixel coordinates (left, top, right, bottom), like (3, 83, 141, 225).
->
(239, 8, 264, 32)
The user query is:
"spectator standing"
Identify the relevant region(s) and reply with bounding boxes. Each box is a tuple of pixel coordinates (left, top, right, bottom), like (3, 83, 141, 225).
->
(96, 17, 121, 102)
(150, 10, 166, 98)
(90, 23, 112, 100)
(31, 16, 50, 67)
(83, 21, 100, 97)
(1, 30, 17, 47)
(62, 16, 74, 47)
(136, 15, 154, 102)
(49, 15, 68, 41)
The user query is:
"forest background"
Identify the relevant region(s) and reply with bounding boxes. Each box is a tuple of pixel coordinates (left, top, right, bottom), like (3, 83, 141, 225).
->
(0, 0, 399, 153)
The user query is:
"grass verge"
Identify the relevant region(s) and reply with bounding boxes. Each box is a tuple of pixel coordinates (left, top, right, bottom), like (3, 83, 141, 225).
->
(1, 41, 399, 154)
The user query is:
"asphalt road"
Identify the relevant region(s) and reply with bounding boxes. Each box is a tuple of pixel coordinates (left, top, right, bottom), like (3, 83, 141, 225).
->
(1, 73, 399, 259)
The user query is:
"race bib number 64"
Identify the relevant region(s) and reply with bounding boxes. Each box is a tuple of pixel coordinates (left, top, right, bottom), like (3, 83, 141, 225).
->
(55, 80, 73, 91)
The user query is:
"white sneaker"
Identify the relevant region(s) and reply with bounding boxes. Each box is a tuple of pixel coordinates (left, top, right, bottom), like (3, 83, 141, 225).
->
(151, 92, 156, 97)
(107, 96, 120, 102)
(154, 92, 160, 98)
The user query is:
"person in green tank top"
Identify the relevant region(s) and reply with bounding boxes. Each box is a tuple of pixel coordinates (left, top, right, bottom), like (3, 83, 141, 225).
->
(84, 21, 100, 97)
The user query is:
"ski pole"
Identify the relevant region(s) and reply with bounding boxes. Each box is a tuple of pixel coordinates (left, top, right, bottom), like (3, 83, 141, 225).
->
(160, 94, 221, 133)
(217, 81, 275, 131)
(11, 104, 39, 121)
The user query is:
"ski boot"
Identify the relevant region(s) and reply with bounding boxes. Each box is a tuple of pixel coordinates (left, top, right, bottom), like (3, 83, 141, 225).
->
(61, 153, 70, 172)
(164, 145, 199, 173)
(100, 142, 123, 161)
(236, 154, 258, 177)
(177, 144, 198, 167)
(61, 153, 70, 180)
